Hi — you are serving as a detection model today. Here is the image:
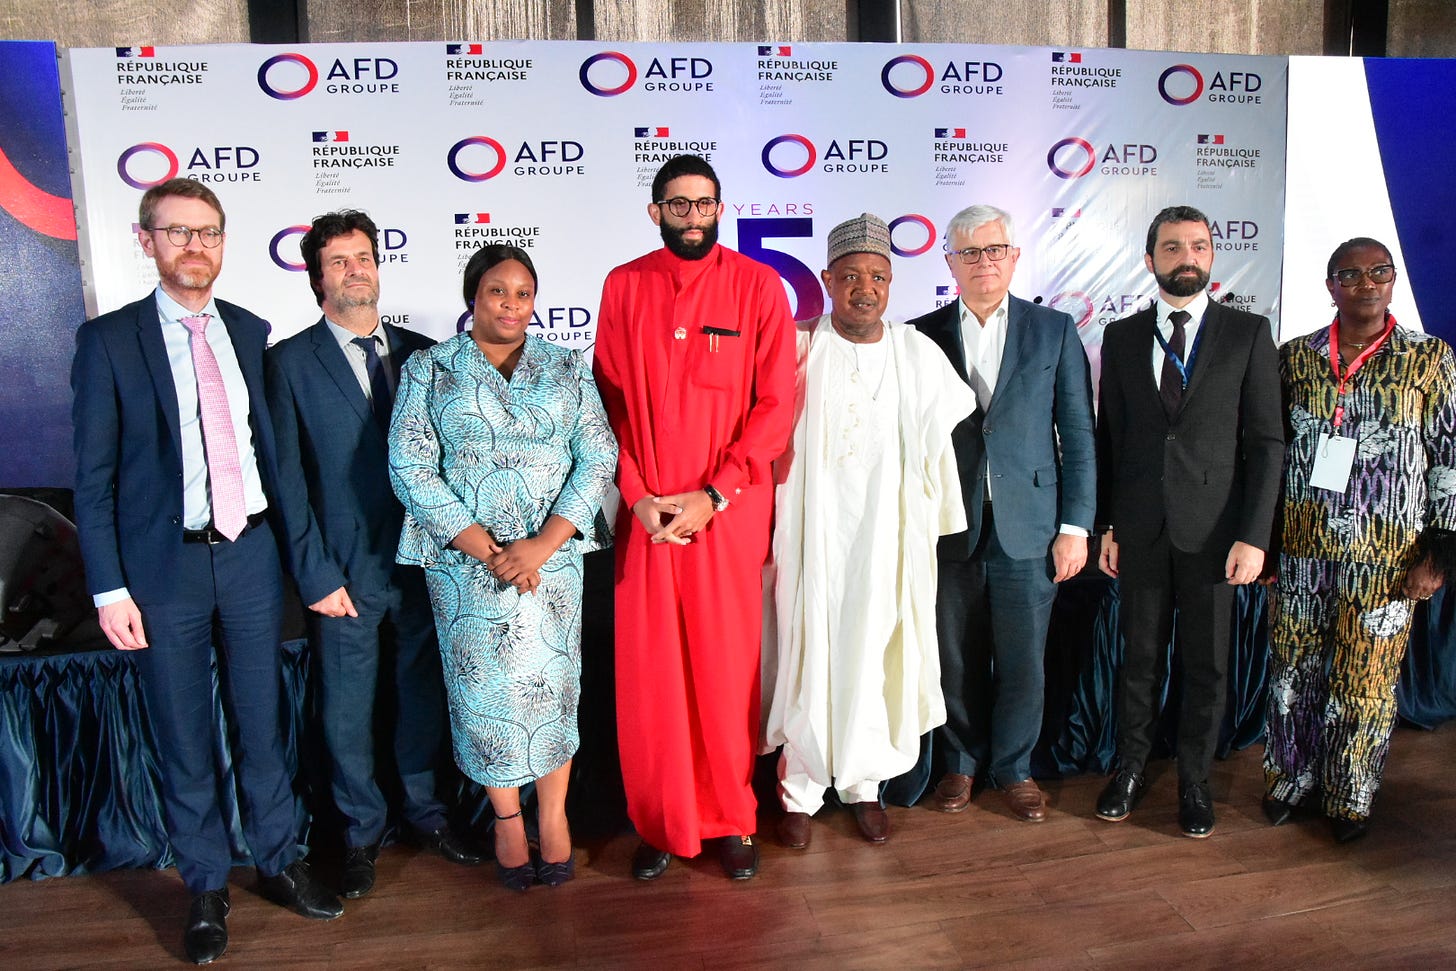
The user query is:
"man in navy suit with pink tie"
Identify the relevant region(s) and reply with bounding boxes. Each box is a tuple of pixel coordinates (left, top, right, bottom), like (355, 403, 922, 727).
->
(71, 179, 341, 965)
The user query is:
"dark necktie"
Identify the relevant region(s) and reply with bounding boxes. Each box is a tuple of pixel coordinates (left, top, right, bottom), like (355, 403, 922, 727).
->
(352, 335, 395, 434)
(1160, 309, 1191, 416)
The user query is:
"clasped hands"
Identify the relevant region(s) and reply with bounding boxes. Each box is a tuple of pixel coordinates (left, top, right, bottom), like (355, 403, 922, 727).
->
(633, 490, 715, 545)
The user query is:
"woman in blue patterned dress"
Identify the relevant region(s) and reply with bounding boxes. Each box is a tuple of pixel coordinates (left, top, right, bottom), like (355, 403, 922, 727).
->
(388, 244, 616, 889)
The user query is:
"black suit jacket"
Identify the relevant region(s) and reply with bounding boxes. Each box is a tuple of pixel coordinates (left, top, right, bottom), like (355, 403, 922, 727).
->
(1096, 300, 1283, 554)
(909, 295, 1097, 561)
(265, 319, 435, 605)
(71, 294, 280, 601)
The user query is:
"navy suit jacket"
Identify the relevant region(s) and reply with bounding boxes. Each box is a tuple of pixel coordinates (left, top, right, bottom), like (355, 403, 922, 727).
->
(1096, 301, 1283, 554)
(265, 319, 435, 605)
(908, 294, 1097, 561)
(71, 293, 280, 601)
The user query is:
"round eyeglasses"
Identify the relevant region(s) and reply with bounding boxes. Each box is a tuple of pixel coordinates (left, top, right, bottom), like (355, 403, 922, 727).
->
(656, 197, 719, 217)
(149, 225, 225, 248)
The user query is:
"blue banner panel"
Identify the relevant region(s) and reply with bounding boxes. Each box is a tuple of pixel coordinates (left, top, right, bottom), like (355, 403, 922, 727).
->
(1366, 58, 1456, 346)
(0, 41, 83, 488)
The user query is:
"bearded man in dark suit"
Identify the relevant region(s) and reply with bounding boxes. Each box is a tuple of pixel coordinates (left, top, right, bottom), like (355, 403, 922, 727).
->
(1094, 204, 1283, 838)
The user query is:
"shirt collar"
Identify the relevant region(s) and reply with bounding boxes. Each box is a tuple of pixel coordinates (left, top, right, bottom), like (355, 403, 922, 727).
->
(1155, 290, 1210, 329)
(154, 286, 219, 326)
(325, 316, 386, 352)
(959, 294, 1009, 328)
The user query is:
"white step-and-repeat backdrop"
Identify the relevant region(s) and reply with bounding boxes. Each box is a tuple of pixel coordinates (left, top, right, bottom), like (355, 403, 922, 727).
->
(64, 40, 1287, 377)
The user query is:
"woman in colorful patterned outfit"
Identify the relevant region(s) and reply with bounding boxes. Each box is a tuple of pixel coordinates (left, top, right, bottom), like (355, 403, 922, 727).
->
(389, 244, 617, 888)
(1264, 237, 1456, 842)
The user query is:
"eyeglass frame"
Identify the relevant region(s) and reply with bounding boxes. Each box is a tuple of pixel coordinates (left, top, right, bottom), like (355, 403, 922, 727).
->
(655, 196, 721, 218)
(147, 225, 226, 248)
(945, 243, 1014, 265)
(1331, 264, 1396, 287)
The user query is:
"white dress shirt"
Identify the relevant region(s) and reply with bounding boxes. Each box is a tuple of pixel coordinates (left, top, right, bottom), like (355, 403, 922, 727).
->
(1150, 290, 1211, 383)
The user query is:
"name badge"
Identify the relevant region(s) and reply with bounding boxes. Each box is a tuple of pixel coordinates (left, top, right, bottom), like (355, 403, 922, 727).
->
(1309, 432, 1357, 493)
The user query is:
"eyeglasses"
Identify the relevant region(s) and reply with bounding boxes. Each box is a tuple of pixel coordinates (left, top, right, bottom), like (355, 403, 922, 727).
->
(1332, 264, 1395, 287)
(148, 225, 225, 248)
(656, 197, 719, 217)
(947, 244, 1012, 265)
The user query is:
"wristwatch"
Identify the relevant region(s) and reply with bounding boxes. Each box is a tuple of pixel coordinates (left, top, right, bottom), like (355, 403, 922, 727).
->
(704, 484, 730, 511)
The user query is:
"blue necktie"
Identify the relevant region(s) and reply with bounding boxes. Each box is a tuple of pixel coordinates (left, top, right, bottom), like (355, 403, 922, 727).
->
(352, 335, 395, 434)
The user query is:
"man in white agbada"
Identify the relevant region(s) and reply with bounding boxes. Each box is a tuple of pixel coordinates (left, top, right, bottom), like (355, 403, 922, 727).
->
(763, 213, 975, 848)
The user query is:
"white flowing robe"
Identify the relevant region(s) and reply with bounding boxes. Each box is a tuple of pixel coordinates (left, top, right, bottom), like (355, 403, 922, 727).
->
(763, 315, 975, 800)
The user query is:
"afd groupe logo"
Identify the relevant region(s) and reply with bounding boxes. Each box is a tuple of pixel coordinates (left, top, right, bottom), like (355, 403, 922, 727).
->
(1157, 64, 1263, 106)
(1046, 137, 1159, 179)
(761, 134, 889, 178)
(257, 53, 401, 100)
(579, 51, 714, 96)
(447, 137, 586, 182)
(887, 215, 937, 257)
(267, 224, 412, 271)
(117, 142, 262, 189)
(1047, 291, 1095, 329)
(1210, 219, 1261, 251)
(880, 54, 1004, 98)
(455, 306, 594, 344)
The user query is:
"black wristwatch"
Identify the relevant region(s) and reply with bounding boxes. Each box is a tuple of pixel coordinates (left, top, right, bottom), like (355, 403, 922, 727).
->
(704, 484, 730, 511)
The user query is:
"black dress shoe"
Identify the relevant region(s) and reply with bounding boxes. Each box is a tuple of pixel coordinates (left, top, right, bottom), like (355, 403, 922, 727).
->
(1331, 816, 1370, 843)
(417, 826, 484, 866)
(258, 860, 344, 920)
(719, 835, 759, 880)
(183, 888, 229, 965)
(340, 843, 379, 899)
(1095, 768, 1146, 822)
(1261, 796, 1295, 827)
(631, 840, 671, 881)
(1179, 781, 1215, 838)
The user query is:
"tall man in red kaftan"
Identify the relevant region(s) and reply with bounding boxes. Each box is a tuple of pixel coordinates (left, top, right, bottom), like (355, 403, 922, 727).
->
(592, 155, 795, 881)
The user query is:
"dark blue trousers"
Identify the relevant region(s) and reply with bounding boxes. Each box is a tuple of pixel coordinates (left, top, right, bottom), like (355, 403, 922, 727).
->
(312, 567, 448, 847)
(132, 521, 297, 894)
(935, 507, 1056, 785)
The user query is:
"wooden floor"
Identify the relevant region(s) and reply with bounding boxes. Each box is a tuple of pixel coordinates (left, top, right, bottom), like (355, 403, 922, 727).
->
(6, 729, 1456, 970)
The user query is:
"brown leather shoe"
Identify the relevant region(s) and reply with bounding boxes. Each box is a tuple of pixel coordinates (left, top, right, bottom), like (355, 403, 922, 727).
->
(1002, 779, 1048, 822)
(931, 773, 973, 813)
(776, 812, 812, 849)
(851, 802, 891, 843)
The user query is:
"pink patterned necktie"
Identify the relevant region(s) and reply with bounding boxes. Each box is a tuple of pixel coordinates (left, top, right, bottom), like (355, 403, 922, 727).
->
(181, 314, 248, 541)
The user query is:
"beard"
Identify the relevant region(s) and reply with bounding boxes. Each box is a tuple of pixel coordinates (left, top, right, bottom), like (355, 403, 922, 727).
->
(158, 253, 219, 293)
(327, 279, 379, 310)
(660, 219, 718, 260)
(1155, 263, 1210, 298)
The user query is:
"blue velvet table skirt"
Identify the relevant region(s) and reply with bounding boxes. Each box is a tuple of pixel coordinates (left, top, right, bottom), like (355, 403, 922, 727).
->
(4, 581, 1455, 881)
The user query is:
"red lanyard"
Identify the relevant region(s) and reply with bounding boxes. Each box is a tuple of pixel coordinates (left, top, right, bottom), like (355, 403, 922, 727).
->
(1327, 313, 1395, 431)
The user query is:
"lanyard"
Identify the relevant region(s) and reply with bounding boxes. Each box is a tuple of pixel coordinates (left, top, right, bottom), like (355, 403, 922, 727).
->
(1153, 312, 1205, 389)
(1327, 313, 1395, 431)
